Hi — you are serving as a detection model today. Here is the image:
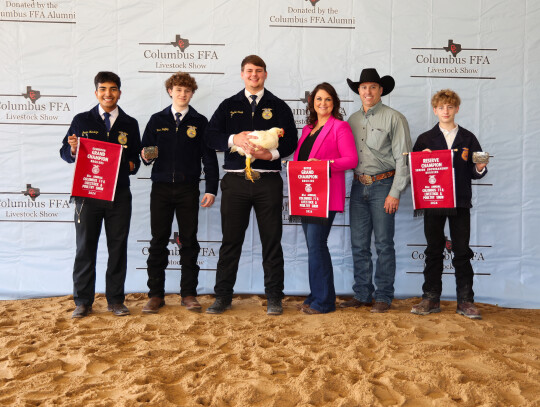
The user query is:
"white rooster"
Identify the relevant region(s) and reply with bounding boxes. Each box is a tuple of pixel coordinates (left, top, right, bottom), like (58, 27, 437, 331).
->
(230, 127, 284, 182)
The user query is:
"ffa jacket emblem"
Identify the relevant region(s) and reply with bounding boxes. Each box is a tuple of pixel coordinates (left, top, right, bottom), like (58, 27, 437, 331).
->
(461, 147, 469, 161)
(118, 132, 128, 145)
(187, 126, 197, 138)
(262, 108, 273, 120)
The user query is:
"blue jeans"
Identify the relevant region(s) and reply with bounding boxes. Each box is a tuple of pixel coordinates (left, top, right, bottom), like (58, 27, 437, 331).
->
(349, 177, 396, 304)
(301, 211, 337, 313)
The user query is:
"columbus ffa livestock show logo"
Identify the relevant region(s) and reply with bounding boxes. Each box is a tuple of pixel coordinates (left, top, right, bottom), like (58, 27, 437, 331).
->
(22, 184, 40, 201)
(0, 85, 75, 126)
(0, 183, 73, 222)
(139, 34, 225, 75)
(138, 237, 218, 270)
(23, 86, 41, 103)
(268, 1, 355, 29)
(407, 237, 491, 277)
(171, 35, 190, 52)
(411, 39, 497, 79)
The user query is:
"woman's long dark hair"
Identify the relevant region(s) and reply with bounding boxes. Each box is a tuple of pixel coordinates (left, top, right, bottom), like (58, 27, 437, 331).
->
(306, 82, 343, 127)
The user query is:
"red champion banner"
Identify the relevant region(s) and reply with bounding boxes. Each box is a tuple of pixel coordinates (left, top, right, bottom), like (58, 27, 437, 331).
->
(287, 161, 329, 218)
(409, 150, 456, 210)
(71, 138, 122, 201)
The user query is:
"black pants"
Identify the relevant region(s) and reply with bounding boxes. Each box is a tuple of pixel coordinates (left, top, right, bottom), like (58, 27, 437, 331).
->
(214, 172, 284, 301)
(146, 182, 200, 298)
(73, 187, 132, 306)
(422, 208, 475, 303)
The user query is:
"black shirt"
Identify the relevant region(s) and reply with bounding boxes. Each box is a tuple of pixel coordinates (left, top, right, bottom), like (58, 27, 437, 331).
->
(298, 126, 323, 161)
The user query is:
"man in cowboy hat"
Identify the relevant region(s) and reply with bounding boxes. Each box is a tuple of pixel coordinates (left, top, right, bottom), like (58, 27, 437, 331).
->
(340, 68, 412, 313)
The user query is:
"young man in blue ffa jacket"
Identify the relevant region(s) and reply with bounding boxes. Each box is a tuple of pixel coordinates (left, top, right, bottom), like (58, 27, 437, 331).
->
(140, 72, 219, 314)
(411, 89, 488, 319)
(60, 71, 141, 318)
(204, 55, 297, 315)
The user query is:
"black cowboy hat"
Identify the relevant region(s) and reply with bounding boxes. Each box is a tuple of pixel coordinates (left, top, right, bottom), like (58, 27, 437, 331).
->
(347, 68, 395, 96)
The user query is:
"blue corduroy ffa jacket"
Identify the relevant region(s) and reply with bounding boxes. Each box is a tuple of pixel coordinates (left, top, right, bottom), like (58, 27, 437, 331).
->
(204, 89, 297, 171)
(413, 124, 487, 208)
(60, 105, 141, 188)
(141, 105, 218, 195)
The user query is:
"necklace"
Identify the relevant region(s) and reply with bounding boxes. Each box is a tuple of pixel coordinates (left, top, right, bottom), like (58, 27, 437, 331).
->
(75, 200, 84, 223)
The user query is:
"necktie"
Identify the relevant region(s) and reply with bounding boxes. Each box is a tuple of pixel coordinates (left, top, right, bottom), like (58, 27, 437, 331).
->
(175, 112, 182, 129)
(250, 95, 257, 116)
(103, 112, 111, 132)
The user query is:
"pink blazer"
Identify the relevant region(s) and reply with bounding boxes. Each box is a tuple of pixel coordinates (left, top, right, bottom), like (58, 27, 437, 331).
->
(294, 116, 358, 212)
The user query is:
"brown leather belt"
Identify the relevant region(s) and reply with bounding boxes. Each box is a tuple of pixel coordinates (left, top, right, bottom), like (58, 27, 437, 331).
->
(354, 170, 395, 185)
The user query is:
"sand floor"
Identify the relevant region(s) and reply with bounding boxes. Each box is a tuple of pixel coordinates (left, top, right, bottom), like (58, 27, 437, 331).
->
(0, 294, 539, 407)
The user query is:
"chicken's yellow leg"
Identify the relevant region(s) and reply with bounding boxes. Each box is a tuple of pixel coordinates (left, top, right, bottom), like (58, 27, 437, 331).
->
(245, 156, 254, 182)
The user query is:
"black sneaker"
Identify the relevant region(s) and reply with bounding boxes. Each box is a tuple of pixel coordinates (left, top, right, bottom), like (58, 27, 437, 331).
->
(206, 298, 232, 314)
(72, 304, 92, 319)
(267, 298, 283, 316)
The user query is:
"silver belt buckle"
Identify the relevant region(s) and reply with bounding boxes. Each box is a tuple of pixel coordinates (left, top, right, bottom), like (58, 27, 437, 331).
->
(359, 174, 373, 185)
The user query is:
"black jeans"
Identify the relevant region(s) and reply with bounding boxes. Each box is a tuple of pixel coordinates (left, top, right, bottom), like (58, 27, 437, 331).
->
(146, 182, 200, 298)
(422, 208, 475, 303)
(73, 187, 132, 306)
(214, 172, 284, 301)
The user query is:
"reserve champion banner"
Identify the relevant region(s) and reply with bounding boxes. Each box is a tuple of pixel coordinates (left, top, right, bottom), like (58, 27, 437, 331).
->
(1, 0, 539, 308)
(409, 150, 456, 210)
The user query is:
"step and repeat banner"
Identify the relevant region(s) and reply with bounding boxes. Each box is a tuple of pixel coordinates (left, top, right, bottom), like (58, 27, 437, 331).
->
(1, 0, 539, 308)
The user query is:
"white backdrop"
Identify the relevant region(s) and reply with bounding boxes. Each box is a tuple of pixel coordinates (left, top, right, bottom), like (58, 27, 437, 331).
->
(1, 0, 539, 308)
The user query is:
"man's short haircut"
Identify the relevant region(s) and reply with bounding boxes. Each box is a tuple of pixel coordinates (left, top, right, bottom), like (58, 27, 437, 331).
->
(94, 72, 121, 90)
(165, 72, 198, 93)
(241, 55, 266, 71)
(431, 89, 461, 108)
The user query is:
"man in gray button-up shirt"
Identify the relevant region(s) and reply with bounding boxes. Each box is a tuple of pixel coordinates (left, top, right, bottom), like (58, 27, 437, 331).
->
(340, 68, 412, 313)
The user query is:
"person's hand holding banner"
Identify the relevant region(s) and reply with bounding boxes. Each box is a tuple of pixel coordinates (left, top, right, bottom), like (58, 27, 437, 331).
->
(71, 138, 123, 202)
(409, 149, 456, 210)
(287, 160, 329, 218)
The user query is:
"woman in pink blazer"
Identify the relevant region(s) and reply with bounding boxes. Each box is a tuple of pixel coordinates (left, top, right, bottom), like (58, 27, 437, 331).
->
(294, 82, 358, 314)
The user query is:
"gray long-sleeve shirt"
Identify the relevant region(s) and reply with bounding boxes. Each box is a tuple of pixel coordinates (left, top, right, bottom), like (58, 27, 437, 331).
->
(348, 101, 412, 199)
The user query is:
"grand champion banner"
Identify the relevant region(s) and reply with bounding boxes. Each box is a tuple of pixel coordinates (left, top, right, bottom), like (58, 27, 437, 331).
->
(287, 161, 329, 218)
(71, 138, 122, 201)
(409, 150, 456, 210)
